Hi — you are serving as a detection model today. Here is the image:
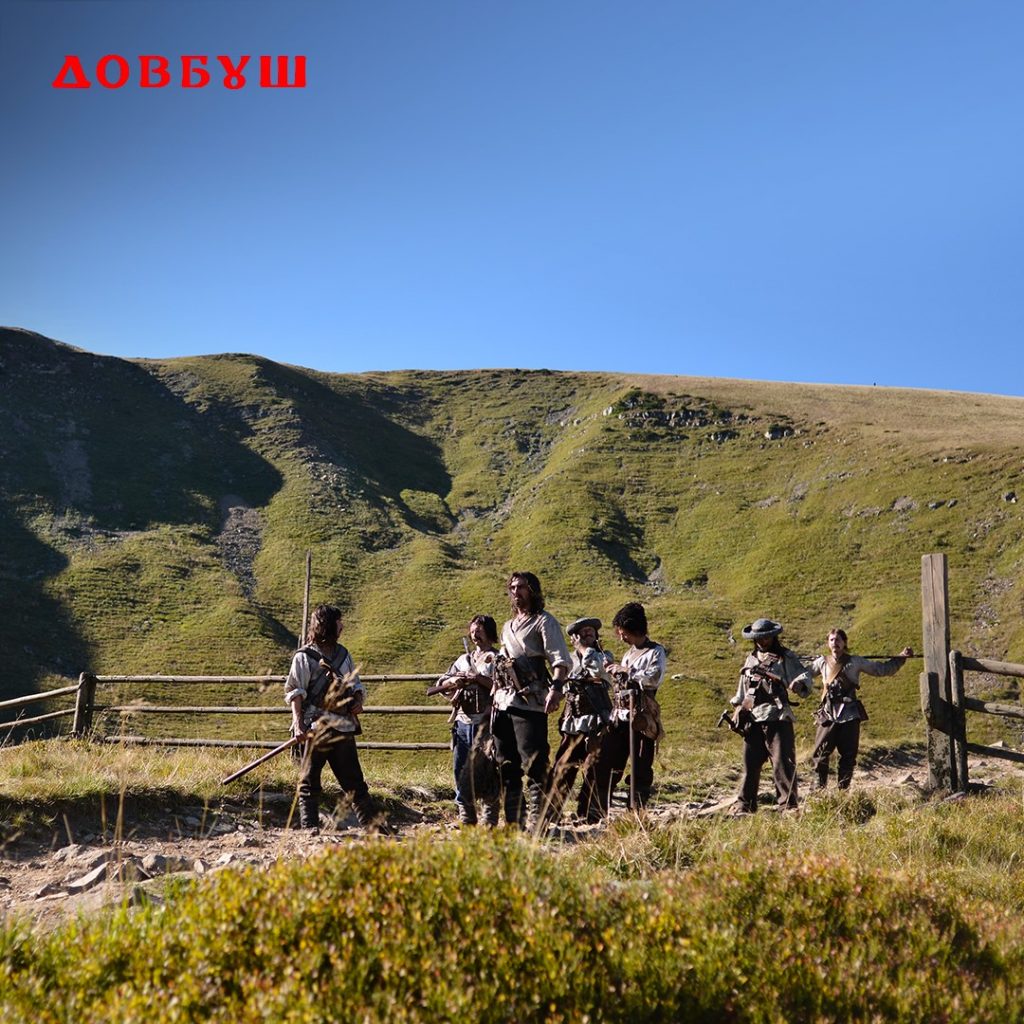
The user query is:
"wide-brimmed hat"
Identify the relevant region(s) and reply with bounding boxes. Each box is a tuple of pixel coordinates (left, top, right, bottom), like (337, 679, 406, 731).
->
(741, 618, 783, 640)
(567, 616, 602, 638)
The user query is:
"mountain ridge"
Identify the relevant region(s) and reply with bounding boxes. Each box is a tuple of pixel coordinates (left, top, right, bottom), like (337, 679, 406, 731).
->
(2, 326, 1022, 753)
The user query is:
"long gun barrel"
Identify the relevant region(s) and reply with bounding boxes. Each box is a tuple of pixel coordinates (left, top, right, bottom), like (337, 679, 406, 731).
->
(221, 735, 300, 785)
(426, 674, 491, 697)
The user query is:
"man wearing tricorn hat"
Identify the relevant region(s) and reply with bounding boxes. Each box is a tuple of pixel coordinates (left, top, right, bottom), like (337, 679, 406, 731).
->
(547, 616, 615, 823)
(729, 617, 811, 813)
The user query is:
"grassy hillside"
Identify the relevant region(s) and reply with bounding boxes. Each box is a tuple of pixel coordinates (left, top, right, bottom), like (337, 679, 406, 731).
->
(2, 327, 1023, 761)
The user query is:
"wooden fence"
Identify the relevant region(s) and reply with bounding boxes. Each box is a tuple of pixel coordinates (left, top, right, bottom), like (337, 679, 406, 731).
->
(920, 552, 1024, 791)
(1, 672, 451, 751)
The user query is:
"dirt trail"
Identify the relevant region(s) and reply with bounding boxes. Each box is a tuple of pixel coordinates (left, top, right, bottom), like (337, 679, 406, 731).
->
(3, 749, 1021, 929)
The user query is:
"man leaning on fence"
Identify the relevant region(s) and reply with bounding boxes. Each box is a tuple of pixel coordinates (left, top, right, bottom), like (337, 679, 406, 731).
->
(285, 604, 381, 833)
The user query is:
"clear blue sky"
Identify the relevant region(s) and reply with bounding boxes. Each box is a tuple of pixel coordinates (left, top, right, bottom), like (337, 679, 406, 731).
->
(2, 1, 1022, 394)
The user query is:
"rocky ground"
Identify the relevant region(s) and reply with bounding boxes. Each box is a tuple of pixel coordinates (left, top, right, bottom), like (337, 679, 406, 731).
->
(3, 749, 1021, 930)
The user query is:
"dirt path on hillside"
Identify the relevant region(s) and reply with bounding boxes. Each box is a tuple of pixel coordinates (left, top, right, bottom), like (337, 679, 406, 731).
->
(3, 748, 1021, 929)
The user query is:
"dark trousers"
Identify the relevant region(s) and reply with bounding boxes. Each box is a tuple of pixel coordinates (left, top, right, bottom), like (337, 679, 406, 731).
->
(811, 719, 861, 789)
(548, 731, 606, 821)
(737, 720, 798, 811)
(297, 734, 374, 827)
(597, 719, 656, 808)
(491, 706, 549, 827)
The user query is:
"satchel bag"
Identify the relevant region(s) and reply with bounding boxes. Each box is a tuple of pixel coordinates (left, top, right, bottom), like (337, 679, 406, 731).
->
(633, 693, 665, 742)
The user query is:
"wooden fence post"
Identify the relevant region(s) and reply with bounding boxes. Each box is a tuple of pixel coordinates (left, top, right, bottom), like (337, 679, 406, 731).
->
(949, 649, 968, 793)
(72, 672, 97, 737)
(921, 553, 954, 791)
(300, 550, 312, 649)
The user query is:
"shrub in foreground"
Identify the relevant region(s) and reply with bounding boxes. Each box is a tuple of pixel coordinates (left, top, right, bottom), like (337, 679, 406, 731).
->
(0, 831, 1021, 1023)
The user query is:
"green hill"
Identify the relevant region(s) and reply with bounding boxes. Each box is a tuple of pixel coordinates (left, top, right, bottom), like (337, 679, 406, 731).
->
(2, 326, 1023, 759)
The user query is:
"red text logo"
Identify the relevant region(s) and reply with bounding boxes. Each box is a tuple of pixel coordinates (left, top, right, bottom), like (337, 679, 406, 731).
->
(52, 55, 307, 90)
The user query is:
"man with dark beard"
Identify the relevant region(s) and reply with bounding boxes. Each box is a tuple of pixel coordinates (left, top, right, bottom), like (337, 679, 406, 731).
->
(547, 616, 614, 824)
(729, 617, 811, 814)
(494, 571, 570, 829)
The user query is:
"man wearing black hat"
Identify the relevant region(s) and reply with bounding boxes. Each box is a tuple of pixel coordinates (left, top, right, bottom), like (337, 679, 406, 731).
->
(547, 616, 615, 824)
(729, 617, 811, 813)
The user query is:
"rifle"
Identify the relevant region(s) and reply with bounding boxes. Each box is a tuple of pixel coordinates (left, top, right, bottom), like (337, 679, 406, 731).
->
(426, 673, 491, 698)
(716, 705, 753, 737)
(628, 691, 638, 811)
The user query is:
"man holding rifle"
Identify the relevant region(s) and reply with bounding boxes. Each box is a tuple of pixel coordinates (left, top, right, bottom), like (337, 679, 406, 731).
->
(728, 617, 811, 814)
(547, 616, 615, 824)
(599, 602, 667, 810)
(285, 604, 379, 832)
(431, 614, 501, 826)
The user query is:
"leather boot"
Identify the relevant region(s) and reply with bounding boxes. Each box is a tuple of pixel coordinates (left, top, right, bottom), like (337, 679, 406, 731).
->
(480, 798, 500, 828)
(456, 801, 478, 826)
(526, 780, 549, 833)
(298, 794, 320, 832)
(503, 787, 525, 829)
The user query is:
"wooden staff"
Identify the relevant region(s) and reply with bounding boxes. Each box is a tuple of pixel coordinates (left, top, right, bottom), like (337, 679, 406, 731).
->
(221, 735, 301, 785)
(628, 691, 637, 812)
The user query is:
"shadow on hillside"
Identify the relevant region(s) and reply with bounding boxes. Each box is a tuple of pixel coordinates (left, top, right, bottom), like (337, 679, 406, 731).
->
(0, 502, 88, 705)
(0, 329, 288, 699)
(587, 504, 652, 584)
(0, 329, 283, 532)
(261, 362, 452, 534)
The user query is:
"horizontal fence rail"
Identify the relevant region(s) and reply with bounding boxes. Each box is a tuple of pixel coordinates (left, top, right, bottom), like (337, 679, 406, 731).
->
(2, 671, 457, 754)
(99, 736, 449, 751)
(0, 684, 81, 732)
(949, 649, 1024, 789)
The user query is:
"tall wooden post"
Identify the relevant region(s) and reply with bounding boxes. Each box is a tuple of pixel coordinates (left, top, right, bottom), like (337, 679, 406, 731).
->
(921, 554, 955, 791)
(72, 672, 97, 737)
(299, 550, 312, 649)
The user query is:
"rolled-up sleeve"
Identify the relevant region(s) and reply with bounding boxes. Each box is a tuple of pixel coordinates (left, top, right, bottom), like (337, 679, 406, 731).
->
(338, 653, 365, 697)
(628, 648, 667, 692)
(284, 653, 311, 705)
(540, 614, 571, 670)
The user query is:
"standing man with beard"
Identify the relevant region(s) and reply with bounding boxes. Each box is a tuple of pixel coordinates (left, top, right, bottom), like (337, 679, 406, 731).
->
(729, 617, 811, 814)
(494, 571, 571, 829)
(548, 616, 615, 824)
(807, 628, 913, 791)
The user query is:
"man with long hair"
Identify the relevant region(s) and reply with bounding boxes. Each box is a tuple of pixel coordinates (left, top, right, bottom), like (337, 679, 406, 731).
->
(806, 628, 913, 790)
(494, 571, 571, 829)
(285, 604, 379, 832)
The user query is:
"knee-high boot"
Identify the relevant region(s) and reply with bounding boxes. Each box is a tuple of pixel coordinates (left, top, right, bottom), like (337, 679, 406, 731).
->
(503, 787, 525, 829)
(298, 794, 320, 831)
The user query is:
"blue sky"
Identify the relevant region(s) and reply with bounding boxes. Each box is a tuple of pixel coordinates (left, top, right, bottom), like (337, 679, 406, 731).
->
(1, 1, 1022, 394)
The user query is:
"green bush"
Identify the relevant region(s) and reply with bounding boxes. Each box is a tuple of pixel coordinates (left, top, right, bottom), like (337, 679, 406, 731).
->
(2, 829, 1023, 1023)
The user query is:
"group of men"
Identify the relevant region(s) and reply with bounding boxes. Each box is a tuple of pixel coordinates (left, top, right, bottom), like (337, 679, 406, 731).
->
(434, 571, 667, 829)
(282, 589, 912, 834)
(727, 617, 913, 813)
